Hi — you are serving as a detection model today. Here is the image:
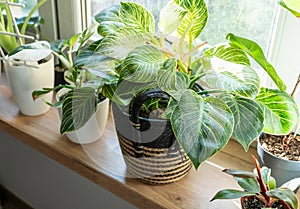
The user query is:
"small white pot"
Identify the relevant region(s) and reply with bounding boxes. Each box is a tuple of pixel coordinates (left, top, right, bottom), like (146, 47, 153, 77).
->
(56, 88, 109, 144)
(4, 51, 54, 116)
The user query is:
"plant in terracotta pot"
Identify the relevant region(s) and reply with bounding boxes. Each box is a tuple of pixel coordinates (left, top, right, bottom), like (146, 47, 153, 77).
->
(32, 27, 111, 144)
(257, 0, 300, 186)
(75, 0, 298, 184)
(211, 155, 299, 209)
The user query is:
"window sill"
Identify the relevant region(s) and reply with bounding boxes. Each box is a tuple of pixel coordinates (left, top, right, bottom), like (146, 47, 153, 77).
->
(0, 77, 298, 209)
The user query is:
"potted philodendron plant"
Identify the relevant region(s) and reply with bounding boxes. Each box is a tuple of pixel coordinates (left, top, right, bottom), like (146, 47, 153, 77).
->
(63, 0, 298, 184)
(33, 26, 110, 144)
(0, 0, 54, 116)
(82, 0, 299, 184)
(257, 0, 300, 186)
(211, 155, 300, 209)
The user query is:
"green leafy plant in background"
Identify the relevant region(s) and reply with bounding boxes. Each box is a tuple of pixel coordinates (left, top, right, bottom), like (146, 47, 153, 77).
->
(0, 0, 46, 53)
(75, 0, 299, 169)
(211, 155, 299, 209)
(32, 25, 115, 134)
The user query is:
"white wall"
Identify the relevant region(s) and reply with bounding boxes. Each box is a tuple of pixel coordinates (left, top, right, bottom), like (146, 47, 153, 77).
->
(0, 131, 136, 209)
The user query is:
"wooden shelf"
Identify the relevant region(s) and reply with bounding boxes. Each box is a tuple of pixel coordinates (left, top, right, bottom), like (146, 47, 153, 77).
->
(0, 77, 298, 209)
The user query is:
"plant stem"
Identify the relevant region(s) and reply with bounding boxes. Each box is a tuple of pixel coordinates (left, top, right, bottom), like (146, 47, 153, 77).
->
(291, 74, 300, 138)
(291, 74, 300, 98)
(20, 0, 47, 43)
(251, 155, 271, 207)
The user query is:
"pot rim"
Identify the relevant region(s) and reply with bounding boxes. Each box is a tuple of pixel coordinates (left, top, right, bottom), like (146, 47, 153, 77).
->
(257, 133, 300, 164)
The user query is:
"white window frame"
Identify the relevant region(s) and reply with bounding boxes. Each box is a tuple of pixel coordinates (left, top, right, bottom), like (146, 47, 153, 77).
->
(40, 0, 300, 107)
(268, 6, 300, 107)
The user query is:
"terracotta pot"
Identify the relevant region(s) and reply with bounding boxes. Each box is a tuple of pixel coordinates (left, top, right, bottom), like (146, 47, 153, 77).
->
(112, 89, 192, 185)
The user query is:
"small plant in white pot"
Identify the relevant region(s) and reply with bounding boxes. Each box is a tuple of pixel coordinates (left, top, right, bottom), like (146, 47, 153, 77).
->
(0, 0, 54, 116)
(33, 27, 110, 144)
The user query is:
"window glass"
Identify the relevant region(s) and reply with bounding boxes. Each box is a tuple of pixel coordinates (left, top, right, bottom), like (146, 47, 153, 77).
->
(90, 0, 277, 52)
(9, 0, 39, 18)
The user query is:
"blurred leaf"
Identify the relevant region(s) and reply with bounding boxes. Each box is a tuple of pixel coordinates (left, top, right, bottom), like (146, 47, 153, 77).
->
(279, 0, 300, 17)
(267, 188, 298, 209)
(223, 169, 257, 178)
(158, 0, 188, 34)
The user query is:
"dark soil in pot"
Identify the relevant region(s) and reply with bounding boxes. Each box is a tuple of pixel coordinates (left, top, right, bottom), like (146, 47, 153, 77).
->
(260, 133, 300, 161)
(241, 196, 291, 209)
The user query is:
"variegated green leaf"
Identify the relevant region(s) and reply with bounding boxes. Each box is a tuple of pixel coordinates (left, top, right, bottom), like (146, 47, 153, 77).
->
(204, 44, 250, 66)
(121, 45, 164, 82)
(236, 177, 260, 193)
(220, 94, 264, 151)
(203, 57, 260, 97)
(255, 88, 299, 134)
(211, 189, 256, 201)
(60, 87, 98, 134)
(94, 5, 125, 37)
(267, 188, 298, 209)
(158, 0, 188, 34)
(226, 33, 287, 92)
(120, 2, 155, 33)
(97, 28, 149, 60)
(171, 90, 234, 168)
(157, 59, 190, 100)
(175, 0, 208, 39)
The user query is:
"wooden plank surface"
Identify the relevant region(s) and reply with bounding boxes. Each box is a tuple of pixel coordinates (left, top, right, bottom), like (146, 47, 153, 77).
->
(0, 76, 299, 209)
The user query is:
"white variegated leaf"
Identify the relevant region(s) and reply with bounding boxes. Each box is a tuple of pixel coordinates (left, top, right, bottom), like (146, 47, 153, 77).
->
(94, 5, 125, 37)
(120, 2, 155, 33)
(175, 0, 208, 39)
(97, 28, 149, 60)
(121, 45, 164, 83)
(203, 57, 260, 97)
(158, 0, 188, 34)
(171, 90, 234, 168)
(255, 88, 299, 134)
(204, 44, 250, 66)
(220, 94, 264, 150)
(60, 87, 98, 134)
